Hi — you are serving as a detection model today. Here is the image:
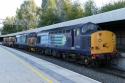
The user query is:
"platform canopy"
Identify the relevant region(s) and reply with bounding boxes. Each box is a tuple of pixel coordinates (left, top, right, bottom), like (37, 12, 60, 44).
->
(1, 8, 125, 37)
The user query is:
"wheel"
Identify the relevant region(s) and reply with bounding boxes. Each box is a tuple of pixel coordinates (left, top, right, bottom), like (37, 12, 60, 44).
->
(52, 50, 56, 57)
(62, 54, 66, 59)
(84, 57, 92, 67)
(84, 58, 90, 65)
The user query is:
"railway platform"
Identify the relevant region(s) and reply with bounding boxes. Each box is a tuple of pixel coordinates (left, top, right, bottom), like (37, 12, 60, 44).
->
(0, 45, 100, 83)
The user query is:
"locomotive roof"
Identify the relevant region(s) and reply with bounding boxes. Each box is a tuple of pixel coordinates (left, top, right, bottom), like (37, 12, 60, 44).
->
(1, 8, 125, 37)
(37, 22, 99, 33)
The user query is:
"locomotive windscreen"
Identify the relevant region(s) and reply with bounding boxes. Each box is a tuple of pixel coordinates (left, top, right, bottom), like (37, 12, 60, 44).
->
(81, 22, 100, 34)
(27, 32, 37, 37)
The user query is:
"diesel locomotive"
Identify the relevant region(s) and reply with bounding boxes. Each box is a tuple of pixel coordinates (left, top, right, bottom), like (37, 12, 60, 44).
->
(2, 22, 117, 65)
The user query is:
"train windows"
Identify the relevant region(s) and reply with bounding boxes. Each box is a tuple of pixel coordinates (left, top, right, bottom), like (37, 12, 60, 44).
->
(82, 24, 98, 34)
(58, 31, 62, 33)
(77, 29, 80, 36)
(63, 30, 66, 33)
(74, 29, 80, 36)
(50, 32, 54, 34)
(66, 30, 70, 33)
(74, 29, 77, 36)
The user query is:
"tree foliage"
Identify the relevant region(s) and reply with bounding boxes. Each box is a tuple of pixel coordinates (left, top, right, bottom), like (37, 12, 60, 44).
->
(38, 8, 60, 26)
(62, 0, 73, 20)
(84, 0, 98, 16)
(68, 2, 84, 20)
(100, 0, 125, 13)
(2, 0, 39, 34)
(3, 0, 125, 35)
(39, 0, 84, 26)
(42, 0, 57, 11)
(2, 17, 17, 34)
(16, 0, 39, 30)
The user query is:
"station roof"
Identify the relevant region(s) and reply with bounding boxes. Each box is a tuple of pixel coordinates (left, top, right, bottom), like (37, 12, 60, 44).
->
(1, 8, 125, 37)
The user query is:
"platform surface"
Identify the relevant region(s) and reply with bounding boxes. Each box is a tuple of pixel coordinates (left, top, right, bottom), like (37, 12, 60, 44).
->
(0, 45, 100, 83)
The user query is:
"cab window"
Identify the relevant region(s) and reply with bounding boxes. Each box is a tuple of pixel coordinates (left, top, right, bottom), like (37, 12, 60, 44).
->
(77, 28, 80, 35)
(74, 28, 80, 36)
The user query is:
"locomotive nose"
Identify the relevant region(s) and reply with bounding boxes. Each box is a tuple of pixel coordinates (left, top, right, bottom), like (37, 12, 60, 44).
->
(91, 31, 116, 55)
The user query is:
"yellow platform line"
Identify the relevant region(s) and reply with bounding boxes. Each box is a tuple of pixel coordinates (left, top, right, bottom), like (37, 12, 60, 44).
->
(8, 51, 53, 83)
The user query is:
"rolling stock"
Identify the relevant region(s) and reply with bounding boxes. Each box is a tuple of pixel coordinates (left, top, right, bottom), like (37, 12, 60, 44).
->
(2, 22, 117, 66)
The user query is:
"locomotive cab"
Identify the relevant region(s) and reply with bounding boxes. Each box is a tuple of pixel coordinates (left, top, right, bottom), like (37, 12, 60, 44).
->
(91, 31, 117, 60)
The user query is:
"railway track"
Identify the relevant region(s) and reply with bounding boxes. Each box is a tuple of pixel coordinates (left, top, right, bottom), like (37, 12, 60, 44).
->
(5, 47, 125, 83)
(17, 48, 125, 77)
(93, 55, 125, 79)
(94, 66, 125, 79)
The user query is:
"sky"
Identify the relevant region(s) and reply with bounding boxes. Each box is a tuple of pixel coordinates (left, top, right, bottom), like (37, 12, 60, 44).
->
(0, 0, 120, 27)
(78, 0, 119, 7)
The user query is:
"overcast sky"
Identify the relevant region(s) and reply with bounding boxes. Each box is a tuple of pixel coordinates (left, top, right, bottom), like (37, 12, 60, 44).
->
(0, 0, 120, 27)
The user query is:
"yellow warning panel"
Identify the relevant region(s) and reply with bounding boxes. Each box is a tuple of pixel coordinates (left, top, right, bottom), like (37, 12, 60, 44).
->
(91, 31, 116, 54)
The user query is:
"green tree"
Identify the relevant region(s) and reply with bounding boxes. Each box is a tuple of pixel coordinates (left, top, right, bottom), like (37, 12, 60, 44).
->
(42, 0, 57, 11)
(16, 0, 39, 30)
(84, 0, 98, 16)
(2, 17, 17, 34)
(39, 0, 60, 26)
(63, 0, 73, 21)
(39, 8, 60, 26)
(39, 0, 84, 26)
(68, 2, 84, 20)
(100, 0, 125, 13)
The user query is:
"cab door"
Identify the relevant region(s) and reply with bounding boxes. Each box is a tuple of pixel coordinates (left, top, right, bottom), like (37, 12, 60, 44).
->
(74, 28, 81, 49)
(71, 29, 74, 47)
